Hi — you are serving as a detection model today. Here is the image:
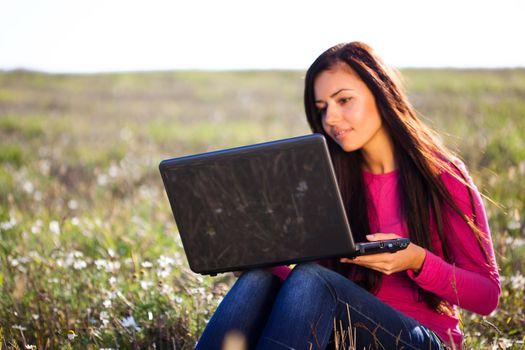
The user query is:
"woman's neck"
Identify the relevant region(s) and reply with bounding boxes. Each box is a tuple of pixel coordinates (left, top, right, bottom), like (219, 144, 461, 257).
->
(361, 127, 396, 174)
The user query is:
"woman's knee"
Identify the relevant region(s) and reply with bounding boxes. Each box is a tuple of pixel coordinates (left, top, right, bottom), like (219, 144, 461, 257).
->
(284, 263, 337, 301)
(235, 268, 280, 290)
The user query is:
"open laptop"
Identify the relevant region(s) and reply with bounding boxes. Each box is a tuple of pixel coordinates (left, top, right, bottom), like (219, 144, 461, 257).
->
(159, 133, 409, 275)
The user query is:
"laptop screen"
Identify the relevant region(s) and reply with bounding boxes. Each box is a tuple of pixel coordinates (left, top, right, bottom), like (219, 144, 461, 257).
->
(160, 134, 355, 275)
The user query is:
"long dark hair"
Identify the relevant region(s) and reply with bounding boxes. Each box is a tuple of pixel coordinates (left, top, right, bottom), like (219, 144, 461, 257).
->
(304, 42, 490, 312)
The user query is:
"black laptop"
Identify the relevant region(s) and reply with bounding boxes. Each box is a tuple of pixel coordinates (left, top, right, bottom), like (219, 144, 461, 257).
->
(159, 133, 408, 275)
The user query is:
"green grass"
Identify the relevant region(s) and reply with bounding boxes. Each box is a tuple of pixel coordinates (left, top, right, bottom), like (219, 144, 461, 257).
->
(0, 68, 524, 349)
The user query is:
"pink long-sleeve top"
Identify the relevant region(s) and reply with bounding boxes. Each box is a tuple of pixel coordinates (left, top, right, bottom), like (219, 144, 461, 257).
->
(271, 161, 501, 348)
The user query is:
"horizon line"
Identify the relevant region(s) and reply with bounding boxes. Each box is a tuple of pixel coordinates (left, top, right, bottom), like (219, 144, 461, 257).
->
(2, 65, 525, 75)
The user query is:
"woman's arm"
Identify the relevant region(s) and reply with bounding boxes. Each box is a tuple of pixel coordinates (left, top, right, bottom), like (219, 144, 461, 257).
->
(406, 162, 501, 314)
(342, 161, 501, 315)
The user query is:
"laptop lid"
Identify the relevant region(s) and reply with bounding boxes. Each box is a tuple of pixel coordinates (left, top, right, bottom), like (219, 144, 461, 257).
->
(159, 133, 357, 275)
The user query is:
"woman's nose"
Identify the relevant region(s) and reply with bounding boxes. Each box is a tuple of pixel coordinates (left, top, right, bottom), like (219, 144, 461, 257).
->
(324, 104, 340, 125)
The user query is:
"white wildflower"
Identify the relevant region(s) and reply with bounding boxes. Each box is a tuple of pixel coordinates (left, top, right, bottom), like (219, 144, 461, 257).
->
(71, 217, 80, 226)
(28, 251, 41, 261)
(121, 316, 141, 331)
(73, 260, 87, 270)
(31, 219, 43, 234)
(97, 174, 108, 186)
(140, 261, 153, 269)
(67, 330, 77, 340)
(100, 311, 110, 327)
(23, 181, 34, 194)
(49, 220, 60, 235)
(160, 283, 173, 296)
(9, 257, 19, 267)
(109, 276, 117, 285)
(507, 220, 521, 231)
(103, 299, 112, 308)
(140, 280, 154, 290)
(191, 287, 206, 296)
(108, 164, 119, 178)
(511, 273, 525, 291)
(0, 217, 17, 230)
(148, 311, 153, 321)
(156, 268, 171, 279)
(141, 261, 153, 269)
(157, 255, 175, 268)
(68, 199, 79, 210)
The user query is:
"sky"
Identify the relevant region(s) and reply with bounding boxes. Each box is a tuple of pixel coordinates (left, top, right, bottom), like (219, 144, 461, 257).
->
(1, 0, 524, 73)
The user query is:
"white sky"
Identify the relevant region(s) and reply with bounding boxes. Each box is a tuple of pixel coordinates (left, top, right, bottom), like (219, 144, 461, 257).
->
(1, 0, 524, 73)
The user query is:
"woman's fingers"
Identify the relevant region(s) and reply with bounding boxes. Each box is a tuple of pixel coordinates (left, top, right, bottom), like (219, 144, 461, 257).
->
(339, 252, 400, 274)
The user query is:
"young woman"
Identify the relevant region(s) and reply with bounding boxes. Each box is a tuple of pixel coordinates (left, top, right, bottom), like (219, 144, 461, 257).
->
(195, 42, 500, 350)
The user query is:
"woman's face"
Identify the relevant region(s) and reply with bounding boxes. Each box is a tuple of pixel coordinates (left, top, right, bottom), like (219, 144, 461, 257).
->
(314, 63, 386, 153)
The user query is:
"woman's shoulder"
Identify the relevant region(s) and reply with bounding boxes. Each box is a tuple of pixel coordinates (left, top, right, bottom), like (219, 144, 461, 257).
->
(434, 153, 470, 181)
(435, 154, 480, 204)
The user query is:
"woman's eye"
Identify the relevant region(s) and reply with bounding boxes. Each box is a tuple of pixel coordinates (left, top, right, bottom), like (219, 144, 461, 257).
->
(339, 97, 351, 104)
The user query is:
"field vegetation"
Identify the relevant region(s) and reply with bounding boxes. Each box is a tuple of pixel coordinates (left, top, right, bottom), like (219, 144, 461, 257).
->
(0, 68, 524, 349)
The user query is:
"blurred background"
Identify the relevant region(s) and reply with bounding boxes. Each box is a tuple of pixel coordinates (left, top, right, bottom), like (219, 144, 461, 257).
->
(1, 1, 524, 349)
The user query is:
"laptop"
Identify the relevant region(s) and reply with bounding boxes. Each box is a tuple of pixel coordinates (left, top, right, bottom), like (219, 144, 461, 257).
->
(159, 133, 408, 275)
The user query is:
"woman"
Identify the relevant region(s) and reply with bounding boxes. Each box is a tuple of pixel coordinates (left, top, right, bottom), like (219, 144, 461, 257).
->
(195, 42, 500, 350)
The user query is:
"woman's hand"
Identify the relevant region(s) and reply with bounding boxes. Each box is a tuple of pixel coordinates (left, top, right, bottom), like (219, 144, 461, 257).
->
(340, 233, 426, 275)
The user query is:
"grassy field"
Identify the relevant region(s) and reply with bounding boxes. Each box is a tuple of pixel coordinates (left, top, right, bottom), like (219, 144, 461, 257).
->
(0, 68, 524, 349)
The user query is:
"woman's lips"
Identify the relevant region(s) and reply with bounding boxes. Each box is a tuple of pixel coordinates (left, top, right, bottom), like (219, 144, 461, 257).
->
(334, 128, 352, 140)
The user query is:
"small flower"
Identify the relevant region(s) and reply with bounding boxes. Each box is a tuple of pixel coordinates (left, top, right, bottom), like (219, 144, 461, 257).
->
(23, 181, 34, 194)
(31, 219, 43, 234)
(511, 273, 525, 291)
(140, 280, 154, 290)
(103, 299, 112, 308)
(97, 174, 108, 186)
(73, 260, 87, 270)
(49, 220, 60, 235)
(100, 311, 110, 327)
(141, 261, 153, 269)
(121, 316, 141, 331)
(0, 217, 17, 230)
(68, 199, 79, 210)
(157, 255, 175, 268)
(109, 164, 119, 178)
(67, 330, 77, 340)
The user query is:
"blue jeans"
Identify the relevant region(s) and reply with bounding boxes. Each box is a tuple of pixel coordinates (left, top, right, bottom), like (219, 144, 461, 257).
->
(196, 263, 446, 350)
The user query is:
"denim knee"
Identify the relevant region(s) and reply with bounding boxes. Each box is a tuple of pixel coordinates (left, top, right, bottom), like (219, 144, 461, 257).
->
(284, 263, 338, 302)
(236, 268, 279, 289)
